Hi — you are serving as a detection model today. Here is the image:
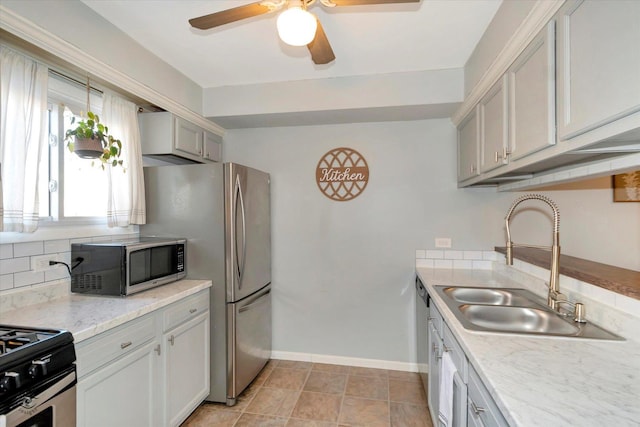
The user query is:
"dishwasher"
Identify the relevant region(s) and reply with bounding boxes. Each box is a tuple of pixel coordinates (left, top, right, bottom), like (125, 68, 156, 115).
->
(415, 276, 430, 396)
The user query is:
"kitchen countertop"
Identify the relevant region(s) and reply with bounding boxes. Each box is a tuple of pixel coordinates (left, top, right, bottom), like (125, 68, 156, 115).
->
(417, 267, 640, 427)
(0, 279, 211, 343)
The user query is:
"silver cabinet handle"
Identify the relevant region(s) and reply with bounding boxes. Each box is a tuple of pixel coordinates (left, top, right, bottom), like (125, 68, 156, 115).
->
(168, 335, 175, 346)
(154, 344, 161, 356)
(471, 401, 485, 415)
(443, 345, 451, 353)
(189, 308, 197, 314)
(120, 341, 132, 349)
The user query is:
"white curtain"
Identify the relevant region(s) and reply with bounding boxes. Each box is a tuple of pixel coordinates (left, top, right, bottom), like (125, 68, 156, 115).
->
(102, 90, 146, 226)
(0, 47, 48, 232)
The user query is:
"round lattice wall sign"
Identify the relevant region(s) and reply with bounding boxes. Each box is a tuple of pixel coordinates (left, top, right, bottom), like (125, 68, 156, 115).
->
(316, 147, 369, 201)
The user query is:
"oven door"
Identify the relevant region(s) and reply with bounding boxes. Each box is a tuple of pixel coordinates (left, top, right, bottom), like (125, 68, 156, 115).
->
(2, 368, 76, 427)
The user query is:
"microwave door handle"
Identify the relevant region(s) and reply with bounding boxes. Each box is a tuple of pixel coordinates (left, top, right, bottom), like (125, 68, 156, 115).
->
(235, 174, 247, 289)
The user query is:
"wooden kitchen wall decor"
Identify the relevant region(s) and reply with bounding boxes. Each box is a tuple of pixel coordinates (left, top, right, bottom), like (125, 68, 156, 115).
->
(316, 147, 369, 201)
(613, 171, 640, 202)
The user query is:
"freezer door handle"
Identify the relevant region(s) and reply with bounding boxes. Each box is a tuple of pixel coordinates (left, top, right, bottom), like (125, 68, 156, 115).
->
(239, 288, 271, 313)
(234, 174, 247, 290)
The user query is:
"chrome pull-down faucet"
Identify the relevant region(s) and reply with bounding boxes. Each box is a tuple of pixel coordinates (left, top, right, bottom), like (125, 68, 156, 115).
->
(505, 194, 562, 310)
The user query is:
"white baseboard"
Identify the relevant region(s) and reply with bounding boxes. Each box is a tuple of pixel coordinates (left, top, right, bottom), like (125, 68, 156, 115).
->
(271, 350, 419, 373)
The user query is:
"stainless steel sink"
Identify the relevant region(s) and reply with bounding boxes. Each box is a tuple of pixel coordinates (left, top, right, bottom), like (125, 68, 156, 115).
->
(441, 287, 534, 306)
(434, 286, 623, 341)
(458, 305, 580, 335)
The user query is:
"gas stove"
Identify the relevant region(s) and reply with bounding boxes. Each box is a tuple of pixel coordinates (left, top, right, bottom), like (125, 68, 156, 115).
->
(0, 325, 76, 425)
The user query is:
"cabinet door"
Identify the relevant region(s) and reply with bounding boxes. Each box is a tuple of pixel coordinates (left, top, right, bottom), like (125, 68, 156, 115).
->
(467, 397, 486, 427)
(164, 312, 210, 427)
(508, 20, 556, 160)
(480, 76, 508, 173)
(427, 321, 441, 427)
(556, 0, 640, 140)
(203, 131, 222, 162)
(457, 107, 480, 182)
(468, 366, 509, 427)
(77, 341, 159, 427)
(174, 116, 203, 157)
(452, 370, 468, 427)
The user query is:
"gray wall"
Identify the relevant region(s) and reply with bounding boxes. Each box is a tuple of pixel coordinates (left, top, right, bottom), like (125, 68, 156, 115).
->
(224, 119, 511, 362)
(224, 119, 639, 363)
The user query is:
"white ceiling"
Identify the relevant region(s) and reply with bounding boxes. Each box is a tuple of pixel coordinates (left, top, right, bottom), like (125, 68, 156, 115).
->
(81, 0, 502, 90)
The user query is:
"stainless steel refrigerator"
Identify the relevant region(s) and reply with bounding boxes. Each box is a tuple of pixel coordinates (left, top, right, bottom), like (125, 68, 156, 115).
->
(141, 162, 271, 405)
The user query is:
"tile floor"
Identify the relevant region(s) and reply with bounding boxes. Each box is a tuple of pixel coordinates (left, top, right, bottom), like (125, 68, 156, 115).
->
(181, 359, 434, 427)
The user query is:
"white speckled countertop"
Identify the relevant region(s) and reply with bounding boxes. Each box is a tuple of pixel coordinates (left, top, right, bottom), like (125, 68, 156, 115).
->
(0, 279, 211, 343)
(417, 267, 640, 427)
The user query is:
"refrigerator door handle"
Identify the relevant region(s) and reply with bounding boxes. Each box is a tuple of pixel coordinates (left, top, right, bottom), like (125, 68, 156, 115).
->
(238, 288, 271, 313)
(235, 174, 247, 289)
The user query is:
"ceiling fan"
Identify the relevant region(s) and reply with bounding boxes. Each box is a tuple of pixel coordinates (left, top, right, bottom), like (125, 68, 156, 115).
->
(188, 0, 420, 65)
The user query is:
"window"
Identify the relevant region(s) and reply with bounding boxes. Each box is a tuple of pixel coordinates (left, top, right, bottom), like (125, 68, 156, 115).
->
(39, 72, 108, 222)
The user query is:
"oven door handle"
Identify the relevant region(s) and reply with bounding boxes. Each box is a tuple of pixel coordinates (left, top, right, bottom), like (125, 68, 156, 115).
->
(5, 370, 76, 422)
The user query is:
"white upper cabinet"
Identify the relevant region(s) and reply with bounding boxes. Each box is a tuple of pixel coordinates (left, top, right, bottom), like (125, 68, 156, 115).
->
(203, 130, 223, 162)
(139, 111, 223, 163)
(458, 107, 480, 182)
(556, 0, 640, 141)
(507, 20, 556, 161)
(479, 76, 508, 173)
(455, 0, 640, 187)
(174, 116, 203, 158)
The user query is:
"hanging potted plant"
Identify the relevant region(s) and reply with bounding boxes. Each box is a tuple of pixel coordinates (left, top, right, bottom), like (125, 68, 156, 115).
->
(65, 111, 124, 168)
(64, 76, 124, 169)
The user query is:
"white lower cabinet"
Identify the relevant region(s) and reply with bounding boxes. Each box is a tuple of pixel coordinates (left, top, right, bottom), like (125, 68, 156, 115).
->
(77, 339, 159, 427)
(426, 300, 507, 427)
(427, 305, 467, 427)
(467, 366, 509, 427)
(76, 289, 210, 427)
(163, 306, 210, 426)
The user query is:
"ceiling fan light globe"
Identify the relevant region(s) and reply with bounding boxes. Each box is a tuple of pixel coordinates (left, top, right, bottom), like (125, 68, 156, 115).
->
(277, 7, 318, 46)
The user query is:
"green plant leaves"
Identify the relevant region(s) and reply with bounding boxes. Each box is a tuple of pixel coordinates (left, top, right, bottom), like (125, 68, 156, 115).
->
(63, 110, 124, 169)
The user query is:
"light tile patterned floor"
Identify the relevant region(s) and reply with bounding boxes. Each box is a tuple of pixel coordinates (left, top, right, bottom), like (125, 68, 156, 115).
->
(181, 359, 434, 427)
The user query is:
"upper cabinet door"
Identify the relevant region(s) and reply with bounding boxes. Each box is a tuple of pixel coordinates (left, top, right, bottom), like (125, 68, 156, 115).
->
(556, 0, 640, 140)
(508, 20, 556, 160)
(479, 76, 508, 173)
(174, 116, 203, 157)
(457, 107, 480, 182)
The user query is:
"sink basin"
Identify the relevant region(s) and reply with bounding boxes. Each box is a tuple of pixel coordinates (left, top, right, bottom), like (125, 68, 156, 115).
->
(458, 305, 580, 335)
(434, 285, 623, 340)
(441, 287, 534, 306)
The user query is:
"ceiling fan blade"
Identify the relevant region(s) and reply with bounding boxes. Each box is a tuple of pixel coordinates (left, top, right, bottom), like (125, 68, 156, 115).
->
(329, 0, 420, 5)
(308, 19, 335, 65)
(189, 2, 273, 30)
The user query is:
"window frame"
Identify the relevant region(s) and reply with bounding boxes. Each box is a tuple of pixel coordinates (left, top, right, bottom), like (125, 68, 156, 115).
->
(39, 72, 110, 226)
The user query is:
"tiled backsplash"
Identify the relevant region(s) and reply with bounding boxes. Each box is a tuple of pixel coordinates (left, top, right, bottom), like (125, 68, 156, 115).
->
(415, 249, 499, 270)
(0, 233, 138, 293)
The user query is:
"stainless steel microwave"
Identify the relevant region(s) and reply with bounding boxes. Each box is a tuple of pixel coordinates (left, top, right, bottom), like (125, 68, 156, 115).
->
(70, 237, 186, 296)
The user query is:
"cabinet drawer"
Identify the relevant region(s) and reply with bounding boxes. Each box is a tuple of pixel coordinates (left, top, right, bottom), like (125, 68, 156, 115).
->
(163, 290, 209, 332)
(76, 314, 156, 379)
(468, 365, 509, 427)
(443, 324, 467, 383)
